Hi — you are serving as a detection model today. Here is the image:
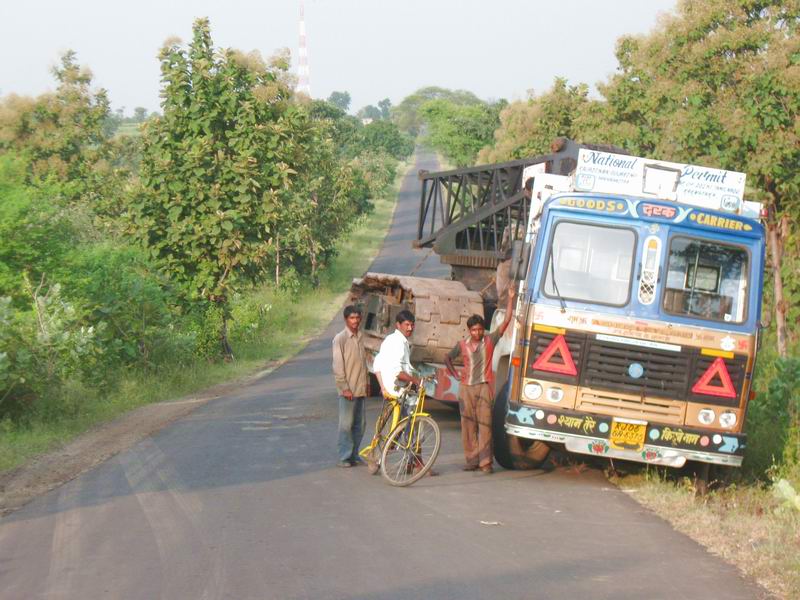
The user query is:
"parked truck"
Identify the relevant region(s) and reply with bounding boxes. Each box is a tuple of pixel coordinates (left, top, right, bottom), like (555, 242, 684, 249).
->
(350, 138, 765, 472)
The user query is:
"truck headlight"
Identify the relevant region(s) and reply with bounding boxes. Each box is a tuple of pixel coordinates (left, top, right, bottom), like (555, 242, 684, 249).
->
(698, 408, 716, 425)
(524, 382, 543, 400)
(719, 411, 737, 428)
(546, 387, 564, 403)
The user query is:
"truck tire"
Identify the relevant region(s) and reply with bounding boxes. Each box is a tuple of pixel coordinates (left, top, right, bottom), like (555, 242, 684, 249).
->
(492, 382, 550, 470)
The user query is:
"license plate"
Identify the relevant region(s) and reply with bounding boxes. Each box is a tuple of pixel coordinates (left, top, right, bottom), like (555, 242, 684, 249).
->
(609, 418, 647, 451)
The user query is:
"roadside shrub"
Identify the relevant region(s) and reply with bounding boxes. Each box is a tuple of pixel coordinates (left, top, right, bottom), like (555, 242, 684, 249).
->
(0, 282, 100, 422)
(67, 244, 193, 378)
(278, 267, 303, 297)
(228, 291, 273, 346)
(746, 355, 800, 481)
(193, 303, 225, 361)
(0, 155, 76, 306)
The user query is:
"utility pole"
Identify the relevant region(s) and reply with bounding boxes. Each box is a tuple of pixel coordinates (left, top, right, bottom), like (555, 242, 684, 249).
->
(297, 0, 311, 96)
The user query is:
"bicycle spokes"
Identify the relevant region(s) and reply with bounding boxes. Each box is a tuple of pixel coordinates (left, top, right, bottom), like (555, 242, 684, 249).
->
(380, 416, 441, 487)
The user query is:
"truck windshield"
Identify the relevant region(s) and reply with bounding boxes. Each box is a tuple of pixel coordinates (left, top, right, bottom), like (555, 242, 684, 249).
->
(662, 236, 749, 323)
(543, 221, 635, 306)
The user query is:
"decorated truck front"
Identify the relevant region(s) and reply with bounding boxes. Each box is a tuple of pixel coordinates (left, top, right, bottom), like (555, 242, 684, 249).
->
(502, 151, 766, 469)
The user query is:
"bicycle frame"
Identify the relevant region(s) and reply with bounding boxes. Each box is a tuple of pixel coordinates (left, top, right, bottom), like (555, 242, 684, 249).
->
(360, 379, 433, 462)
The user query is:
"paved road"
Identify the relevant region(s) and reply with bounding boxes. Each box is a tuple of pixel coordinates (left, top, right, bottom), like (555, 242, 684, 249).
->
(0, 150, 766, 600)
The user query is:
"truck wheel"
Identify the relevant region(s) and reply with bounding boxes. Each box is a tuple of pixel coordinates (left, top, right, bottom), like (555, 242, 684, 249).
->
(492, 382, 550, 470)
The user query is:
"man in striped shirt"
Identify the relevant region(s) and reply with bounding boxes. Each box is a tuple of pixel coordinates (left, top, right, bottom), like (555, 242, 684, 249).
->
(445, 288, 516, 474)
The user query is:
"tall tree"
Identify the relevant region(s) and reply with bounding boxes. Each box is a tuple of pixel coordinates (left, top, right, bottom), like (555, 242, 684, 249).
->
(393, 86, 483, 136)
(478, 79, 593, 163)
(585, 0, 800, 355)
(378, 98, 392, 120)
(357, 104, 383, 121)
(360, 120, 414, 160)
(0, 52, 117, 209)
(327, 90, 351, 112)
(132, 18, 300, 357)
(420, 98, 506, 167)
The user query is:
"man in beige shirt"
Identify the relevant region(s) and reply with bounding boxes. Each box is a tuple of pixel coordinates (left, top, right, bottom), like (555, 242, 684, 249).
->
(331, 305, 369, 467)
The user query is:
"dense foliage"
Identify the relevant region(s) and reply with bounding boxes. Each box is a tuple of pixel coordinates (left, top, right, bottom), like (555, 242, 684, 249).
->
(0, 18, 412, 420)
(420, 98, 506, 167)
(391, 86, 484, 137)
(477, 79, 592, 162)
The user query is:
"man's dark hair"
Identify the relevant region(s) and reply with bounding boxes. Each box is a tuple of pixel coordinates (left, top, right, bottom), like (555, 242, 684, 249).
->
(343, 305, 362, 319)
(395, 309, 415, 324)
(467, 314, 485, 329)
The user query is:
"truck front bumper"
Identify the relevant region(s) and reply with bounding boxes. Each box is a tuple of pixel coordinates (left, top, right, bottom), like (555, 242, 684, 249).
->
(505, 402, 745, 468)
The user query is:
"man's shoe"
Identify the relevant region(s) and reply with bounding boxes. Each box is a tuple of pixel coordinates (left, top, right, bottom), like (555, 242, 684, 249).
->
(337, 461, 353, 468)
(462, 464, 479, 472)
(480, 465, 494, 474)
(350, 458, 367, 467)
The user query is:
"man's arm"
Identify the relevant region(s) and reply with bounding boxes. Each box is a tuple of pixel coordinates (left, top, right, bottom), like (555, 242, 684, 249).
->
(444, 344, 461, 379)
(331, 335, 353, 399)
(496, 286, 517, 336)
(396, 370, 420, 386)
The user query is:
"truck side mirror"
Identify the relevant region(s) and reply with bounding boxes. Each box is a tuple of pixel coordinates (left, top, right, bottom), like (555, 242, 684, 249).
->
(510, 240, 531, 281)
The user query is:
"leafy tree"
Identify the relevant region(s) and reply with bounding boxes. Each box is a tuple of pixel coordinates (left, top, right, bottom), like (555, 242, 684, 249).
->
(393, 86, 483, 136)
(281, 141, 370, 284)
(0, 156, 75, 306)
(327, 90, 351, 112)
(133, 107, 148, 122)
(360, 120, 414, 161)
(378, 98, 392, 120)
(421, 98, 506, 167)
(478, 79, 593, 163)
(132, 18, 299, 357)
(581, 0, 800, 356)
(0, 52, 119, 210)
(357, 104, 383, 121)
(307, 99, 363, 156)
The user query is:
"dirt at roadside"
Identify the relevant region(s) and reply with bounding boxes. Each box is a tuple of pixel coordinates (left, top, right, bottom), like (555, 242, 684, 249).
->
(0, 363, 280, 517)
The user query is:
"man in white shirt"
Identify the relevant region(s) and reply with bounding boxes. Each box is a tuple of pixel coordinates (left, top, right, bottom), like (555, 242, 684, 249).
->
(373, 310, 420, 398)
(372, 310, 437, 477)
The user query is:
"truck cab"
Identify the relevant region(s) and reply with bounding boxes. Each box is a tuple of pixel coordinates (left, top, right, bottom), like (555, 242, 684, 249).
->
(502, 150, 765, 468)
(353, 139, 765, 471)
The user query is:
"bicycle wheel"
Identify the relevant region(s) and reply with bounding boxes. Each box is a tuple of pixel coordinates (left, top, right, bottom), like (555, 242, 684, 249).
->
(380, 415, 440, 487)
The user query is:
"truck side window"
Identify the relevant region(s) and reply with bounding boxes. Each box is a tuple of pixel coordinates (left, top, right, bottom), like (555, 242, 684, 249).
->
(662, 236, 749, 323)
(542, 221, 636, 307)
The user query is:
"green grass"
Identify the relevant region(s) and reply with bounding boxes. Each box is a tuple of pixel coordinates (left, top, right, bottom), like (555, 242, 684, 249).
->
(0, 160, 409, 473)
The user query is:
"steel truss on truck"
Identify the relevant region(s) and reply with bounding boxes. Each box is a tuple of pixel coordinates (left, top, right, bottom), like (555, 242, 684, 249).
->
(414, 139, 616, 270)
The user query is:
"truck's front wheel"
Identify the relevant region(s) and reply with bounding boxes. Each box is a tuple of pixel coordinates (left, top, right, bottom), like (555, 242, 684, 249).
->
(492, 382, 550, 470)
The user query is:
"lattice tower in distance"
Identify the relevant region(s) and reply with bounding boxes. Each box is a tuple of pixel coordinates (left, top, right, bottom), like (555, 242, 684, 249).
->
(297, 0, 311, 96)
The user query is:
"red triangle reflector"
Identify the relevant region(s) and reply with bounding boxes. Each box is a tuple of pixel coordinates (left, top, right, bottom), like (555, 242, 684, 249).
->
(532, 334, 578, 376)
(691, 357, 737, 398)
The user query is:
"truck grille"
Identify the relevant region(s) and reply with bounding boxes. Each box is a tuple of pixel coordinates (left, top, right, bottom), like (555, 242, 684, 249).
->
(525, 326, 747, 406)
(581, 337, 690, 399)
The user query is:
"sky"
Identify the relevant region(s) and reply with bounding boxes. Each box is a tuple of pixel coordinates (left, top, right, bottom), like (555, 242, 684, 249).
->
(0, 0, 677, 116)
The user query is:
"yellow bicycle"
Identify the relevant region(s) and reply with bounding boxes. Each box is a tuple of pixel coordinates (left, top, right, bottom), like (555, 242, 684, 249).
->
(359, 375, 441, 486)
